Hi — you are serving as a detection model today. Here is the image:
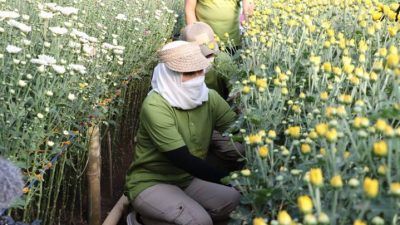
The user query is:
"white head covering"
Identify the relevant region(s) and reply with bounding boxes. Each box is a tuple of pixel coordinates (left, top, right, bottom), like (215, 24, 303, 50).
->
(151, 63, 209, 110)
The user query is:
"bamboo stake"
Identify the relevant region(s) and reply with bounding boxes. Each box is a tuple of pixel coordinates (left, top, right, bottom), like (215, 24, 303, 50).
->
(102, 195, 130, 225)
(88, 125, 101, 225)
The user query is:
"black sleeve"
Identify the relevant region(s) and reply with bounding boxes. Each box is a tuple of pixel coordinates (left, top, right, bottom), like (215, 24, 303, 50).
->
(163, 146, 229, 184)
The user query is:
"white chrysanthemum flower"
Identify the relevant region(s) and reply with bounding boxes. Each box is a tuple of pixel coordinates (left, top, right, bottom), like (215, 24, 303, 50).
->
(47, 141, 54, 147)
(22, 39, 31, 46)
(31, 54, 56, 66)
(101, 43, 115, 50)
(49, 26, 68, 35)
(113, 49, 124, 55)
(45, 90, 53, 96)
(0, 11, 20, 19)
(115, 14, 128, 21)
(6, 45, 22, 54)
(37, 65, 46, 73)
(26, 74, 33, 80)
(7, 19, 31, 33)
(83, 44, 96, 56)
(22, 14, 30, 20)
(71, 29, 90, 40)
(69, 64, 86, 74)
(37, 113, 44, 119)
(56, 6, 79, 16)
(0, 27, 4, 33)
(39, 11, 54, 19)
(0, 54, 3, 59)
(68, 93, 76, 101)
(45, 3, 58, 11)
(18, 80, 27, 87)
(63, 130, 69, 135)
(52, 65, 66, 74)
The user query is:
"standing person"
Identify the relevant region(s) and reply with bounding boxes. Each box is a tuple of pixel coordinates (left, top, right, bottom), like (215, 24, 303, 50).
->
(185, 0, 255, 50)
(125, 41, 241, 225)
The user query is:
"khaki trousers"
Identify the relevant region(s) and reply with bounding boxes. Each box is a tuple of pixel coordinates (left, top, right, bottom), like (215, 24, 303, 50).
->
(132, 178, 241, 225)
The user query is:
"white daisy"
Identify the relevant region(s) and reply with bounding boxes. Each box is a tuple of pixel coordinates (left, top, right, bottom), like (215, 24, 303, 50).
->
(56, 6, 79, 16)
(37, 113, 44, 119)
(67, 93, 76, 101)
(69, 64, 86, 74)
(115, 14, 128, 21)
(45, 90, 54, 96)
(18, 80, 27, 87)
(0, 11, 20, 19)
(7, 20, 31, 33)
(49, 26, 68, 35)
(51, 65, 66, 74)
(47, 141, 54, 147)
(39, 11, 54, 19)
(6, 45, 22, 54)
(31, 55, 56, 66)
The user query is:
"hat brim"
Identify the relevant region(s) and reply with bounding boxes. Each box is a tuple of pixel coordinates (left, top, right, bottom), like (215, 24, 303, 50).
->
(164, 55, 210, 73)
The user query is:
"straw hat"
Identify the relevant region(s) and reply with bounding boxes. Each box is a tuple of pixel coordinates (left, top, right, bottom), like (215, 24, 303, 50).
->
(180, 22, 219, 57)
(158, 41, 210, 73)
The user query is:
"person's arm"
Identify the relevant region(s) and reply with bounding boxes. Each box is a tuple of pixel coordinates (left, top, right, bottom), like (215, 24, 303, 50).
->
(185, 0, 198, 25)
(242, 0, 255, 21)
(163, 146, 229, 184)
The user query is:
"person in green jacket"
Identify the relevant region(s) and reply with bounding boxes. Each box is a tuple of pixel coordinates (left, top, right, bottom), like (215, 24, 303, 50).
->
(185, 0, 255, 49)
(125, 41, 242, 225)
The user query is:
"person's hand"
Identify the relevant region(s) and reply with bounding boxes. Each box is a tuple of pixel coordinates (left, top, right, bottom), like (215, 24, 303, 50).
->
(242, 0, 255, 22)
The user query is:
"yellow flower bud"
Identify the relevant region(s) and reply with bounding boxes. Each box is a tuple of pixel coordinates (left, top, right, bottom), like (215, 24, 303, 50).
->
(241, 169, 251, 176)
(373, 140, 388, 157)
(258, 146, 269, 158)
(253, 217, 267, 225)
(277, 210, 292, 225)
(242, 86, 251, 94)
(315, 123, 329, 136)
(301, 143, 311, 154)
(249, 75, 257, 83)
(330, 175, 343, 188)
(297, 195, 313, 214)
(325, 128, 338, 142)
(320, 92, 329, 101)
(386, 53, 399, 69)
(268, 130, 277, 139)
(322, 62, 332, 72)
(354, 219, 367, 225)
(309, 131, 318, 140)
(377, 164, 387, 176)
(318, 212, 330, 224)
(390, 182, 400, 196)
(363, 177, 379, 198)
(286, 126, 301, 139)
(309, 168, 324, 187)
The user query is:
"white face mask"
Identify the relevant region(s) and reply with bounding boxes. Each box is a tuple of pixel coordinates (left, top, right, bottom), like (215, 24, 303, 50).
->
(181, 75, 206, 100)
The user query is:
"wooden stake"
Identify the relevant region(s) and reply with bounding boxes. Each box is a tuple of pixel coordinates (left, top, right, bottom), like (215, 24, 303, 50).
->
(88, 125, 101, 225)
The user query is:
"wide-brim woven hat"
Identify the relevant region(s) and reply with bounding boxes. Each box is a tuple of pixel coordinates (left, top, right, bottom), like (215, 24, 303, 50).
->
(158, 41, 210, 73)
(180, 22, 220, 57)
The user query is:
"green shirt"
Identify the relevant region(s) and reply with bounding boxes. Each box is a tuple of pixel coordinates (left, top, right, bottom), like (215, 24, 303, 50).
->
(205, 68, 229, 99)
(196, 0, 241, 46)
(124, 90, 236, 201)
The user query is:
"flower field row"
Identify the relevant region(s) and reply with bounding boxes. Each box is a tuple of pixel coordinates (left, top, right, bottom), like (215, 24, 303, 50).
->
(0, 0, 177, 223)
(225, 0, 400, 224)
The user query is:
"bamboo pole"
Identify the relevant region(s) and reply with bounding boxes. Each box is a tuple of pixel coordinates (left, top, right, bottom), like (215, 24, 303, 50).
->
(102, 195, 130, 225)
(88, 125, 101, 225)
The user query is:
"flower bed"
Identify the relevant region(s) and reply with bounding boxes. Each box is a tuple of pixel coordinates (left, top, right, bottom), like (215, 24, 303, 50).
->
(0, 0, 177, 223)
(226, 0, 400, 224)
